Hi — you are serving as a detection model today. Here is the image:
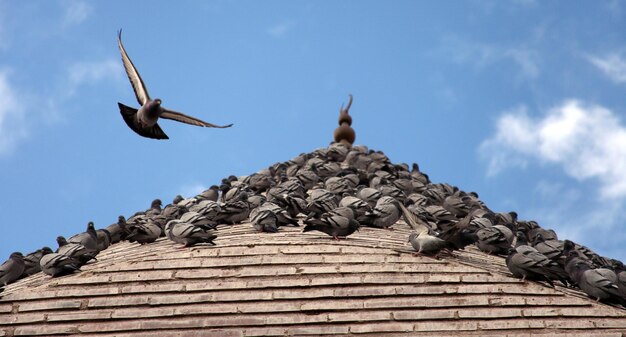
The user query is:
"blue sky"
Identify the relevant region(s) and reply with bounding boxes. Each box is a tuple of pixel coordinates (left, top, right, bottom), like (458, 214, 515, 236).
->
(1, 1, 626, 262)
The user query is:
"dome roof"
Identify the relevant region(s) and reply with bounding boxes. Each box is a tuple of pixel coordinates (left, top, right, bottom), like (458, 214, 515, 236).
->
(1, 220, 625, 336)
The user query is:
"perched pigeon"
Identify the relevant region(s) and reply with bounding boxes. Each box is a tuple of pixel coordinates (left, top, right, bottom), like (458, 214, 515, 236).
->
(408, 230, 452, 256)
(0, 252, 25, 286)
(96, 229, 112, 252)
(105, 216, 129, 244)
(339, 195, 371, 218)
(56, 236, 98, 265)
(306, 188, 339, 218)
(303, 207, 359, 240)
(179, 211, 218, 230)
(21, 247, 54, 277)
(68, 221, 99, 253)
(473, 225, 513, 255)
(116, 30, 232, 139)
(40, 253, 80, 277)
(165, 220, 217, 247)
(570, 261, 623, 303)
(250, 208, 280, 233)
(216, 192, 251, 225)
(126, 220, 162, 244)
(355, 186, 382, 208)
(358, 196, 401, 229)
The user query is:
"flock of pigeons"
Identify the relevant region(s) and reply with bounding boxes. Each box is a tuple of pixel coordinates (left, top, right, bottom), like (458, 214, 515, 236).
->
(1, 143, 625, 307)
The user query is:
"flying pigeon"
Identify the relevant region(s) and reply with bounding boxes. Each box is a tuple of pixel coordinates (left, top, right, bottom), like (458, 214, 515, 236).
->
(117, 30, 233, 139)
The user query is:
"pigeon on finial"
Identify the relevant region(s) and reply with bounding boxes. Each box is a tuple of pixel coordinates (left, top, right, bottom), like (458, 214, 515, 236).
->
(333, 94, 355, 147)
(116, 29, 233, 139)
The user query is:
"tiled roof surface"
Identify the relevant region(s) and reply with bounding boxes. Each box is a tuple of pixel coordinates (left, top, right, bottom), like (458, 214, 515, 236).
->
(1, 219, 625, 336)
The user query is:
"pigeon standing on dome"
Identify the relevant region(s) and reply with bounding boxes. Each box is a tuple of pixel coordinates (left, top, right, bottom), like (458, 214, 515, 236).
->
(40, 253, 80, 277)
(116, 30, 233, 139)
(358, 196, 402, 229)
(68, 222, 99, 254)
(165, 220, 217, 247)
(0, 252, 25, 286)
(303, 207, 360, 240)
(21, 247, 54, 277)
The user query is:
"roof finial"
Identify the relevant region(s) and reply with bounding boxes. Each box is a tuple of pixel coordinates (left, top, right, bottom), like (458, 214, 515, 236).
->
(333, 94, 355, 147)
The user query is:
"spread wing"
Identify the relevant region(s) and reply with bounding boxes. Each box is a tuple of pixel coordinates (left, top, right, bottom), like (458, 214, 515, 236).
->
(118, 103, 169, 139)
(161, 108, 233, 128)
(117, 29, 150, 106)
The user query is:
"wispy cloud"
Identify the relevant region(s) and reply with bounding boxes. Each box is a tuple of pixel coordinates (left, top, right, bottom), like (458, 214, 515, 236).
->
(267, 20, 295, 39)
(439, 36, 540, 79)
(588, 52, 626, 83)
(481, 101, 626, 261)
(0, 70, 28, 155)
(178, 182, 207, 198)
(480, 100, 626, 199)
(66, 59, 122, 96)
(61, 0, 93, 26)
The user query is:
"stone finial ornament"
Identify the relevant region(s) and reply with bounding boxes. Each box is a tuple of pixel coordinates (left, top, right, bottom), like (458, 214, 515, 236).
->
(333, 94, 356, 146)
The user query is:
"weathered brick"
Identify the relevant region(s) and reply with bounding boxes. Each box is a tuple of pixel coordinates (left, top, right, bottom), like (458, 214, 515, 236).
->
(0, 312, 46, 324)
(328, 310, 391, 322)
(349, 322, 414, 333)
(111, 307, 175, 319)
(0, 304, 12, 314)
(14, 324, 79, 336)
(288, 325, 351, 335)
(88, 295, 149, 308)
(17, 300, 82, 312)
(414, 320, 478, 332)
(47, 310, 113, 322)
(333, 285, 396, 297)
(393, 309, 456, 320)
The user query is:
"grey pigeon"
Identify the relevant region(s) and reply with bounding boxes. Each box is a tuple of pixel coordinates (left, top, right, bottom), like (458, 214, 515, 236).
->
(199, 185, 220, 202)
(216, 192, 251, 224)
(126, 220, 162, 244)
(474, 225, 513, 255)
(0, 252, 25, 286)
(39, 253, 80, 277)
(96, 229, 112, 252)
(303, 207, 360, 240)
(306, 188, 339, 218)
(165, 220, 217, 247)
(408, 230, 452, 256)
(571, 262, 623, 303)
(105, 216, 129, 244)
(250, 208, 280, 233)
(179, 211, 218, 230)
(68, 221, 99, 253)
(188, 200, 221, 220)
(358, 196, 401, 229)
(339, 195, 371, 218)
(21, 247, 54, 277)
(57, 236, 98, 265)
(356, 186, 383, 208)
(117, 30, 232, 139)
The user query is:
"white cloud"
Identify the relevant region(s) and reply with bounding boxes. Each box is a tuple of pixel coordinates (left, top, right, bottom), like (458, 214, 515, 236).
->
(481, 100, 626, 199)
(0, 71, 28, 155)
(440, 36, 540, 79)
(66, 59, 122, 96)
(178, 182, 207, 198)
(62, 0, 93, 26)
(267, 20, 295, 38)
(588, 52, 626, 83)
